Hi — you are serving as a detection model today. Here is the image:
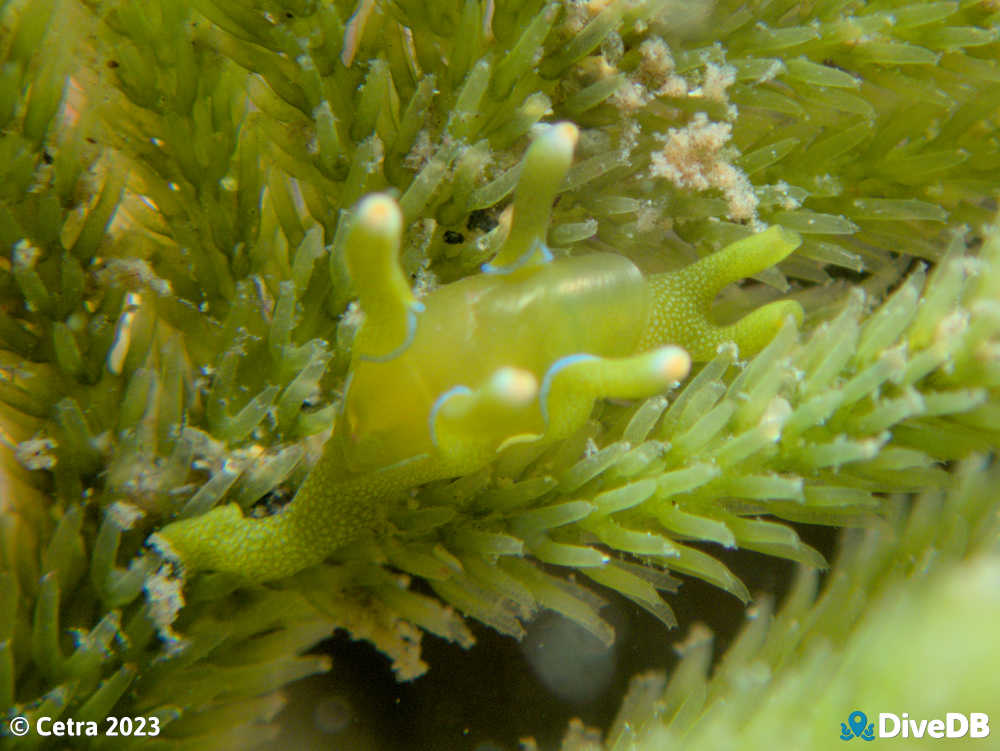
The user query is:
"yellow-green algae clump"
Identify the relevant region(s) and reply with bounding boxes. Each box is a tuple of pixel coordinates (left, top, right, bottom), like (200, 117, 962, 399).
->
(0, 0, 999, 748)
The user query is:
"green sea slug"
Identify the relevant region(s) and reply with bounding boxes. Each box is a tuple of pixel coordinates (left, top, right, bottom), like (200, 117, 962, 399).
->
(153, 122, 804, 582)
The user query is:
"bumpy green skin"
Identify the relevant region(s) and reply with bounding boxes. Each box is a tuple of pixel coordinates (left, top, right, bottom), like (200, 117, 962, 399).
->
(638, 232, 804, 361)
(155, 124, 803, 581)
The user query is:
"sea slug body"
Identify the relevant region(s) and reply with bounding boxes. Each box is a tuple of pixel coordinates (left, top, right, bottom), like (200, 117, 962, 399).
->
(153, 123, 803, 582)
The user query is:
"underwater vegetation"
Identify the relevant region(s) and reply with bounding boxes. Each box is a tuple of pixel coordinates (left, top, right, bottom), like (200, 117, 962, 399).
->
(0, 0, 998, 748)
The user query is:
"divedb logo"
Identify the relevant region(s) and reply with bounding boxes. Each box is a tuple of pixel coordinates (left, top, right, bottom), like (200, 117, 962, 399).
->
(840, 710, 991, 741)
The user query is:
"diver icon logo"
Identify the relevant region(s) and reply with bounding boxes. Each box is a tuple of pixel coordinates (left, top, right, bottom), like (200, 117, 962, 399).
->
(841, 711, 876, 742)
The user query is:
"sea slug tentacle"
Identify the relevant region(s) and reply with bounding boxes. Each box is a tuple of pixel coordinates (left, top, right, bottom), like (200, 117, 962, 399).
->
(638, 227, 805, 360)
(484, 121, 578, 273)
(431, 368, 540, 457)
(153, 123, 804, 583)
(345, 194, 426, 362)
(539, 348, 691, 434)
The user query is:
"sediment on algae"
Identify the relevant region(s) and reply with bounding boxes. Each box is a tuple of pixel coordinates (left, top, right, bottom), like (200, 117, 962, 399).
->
(0, 0, 998, 748)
